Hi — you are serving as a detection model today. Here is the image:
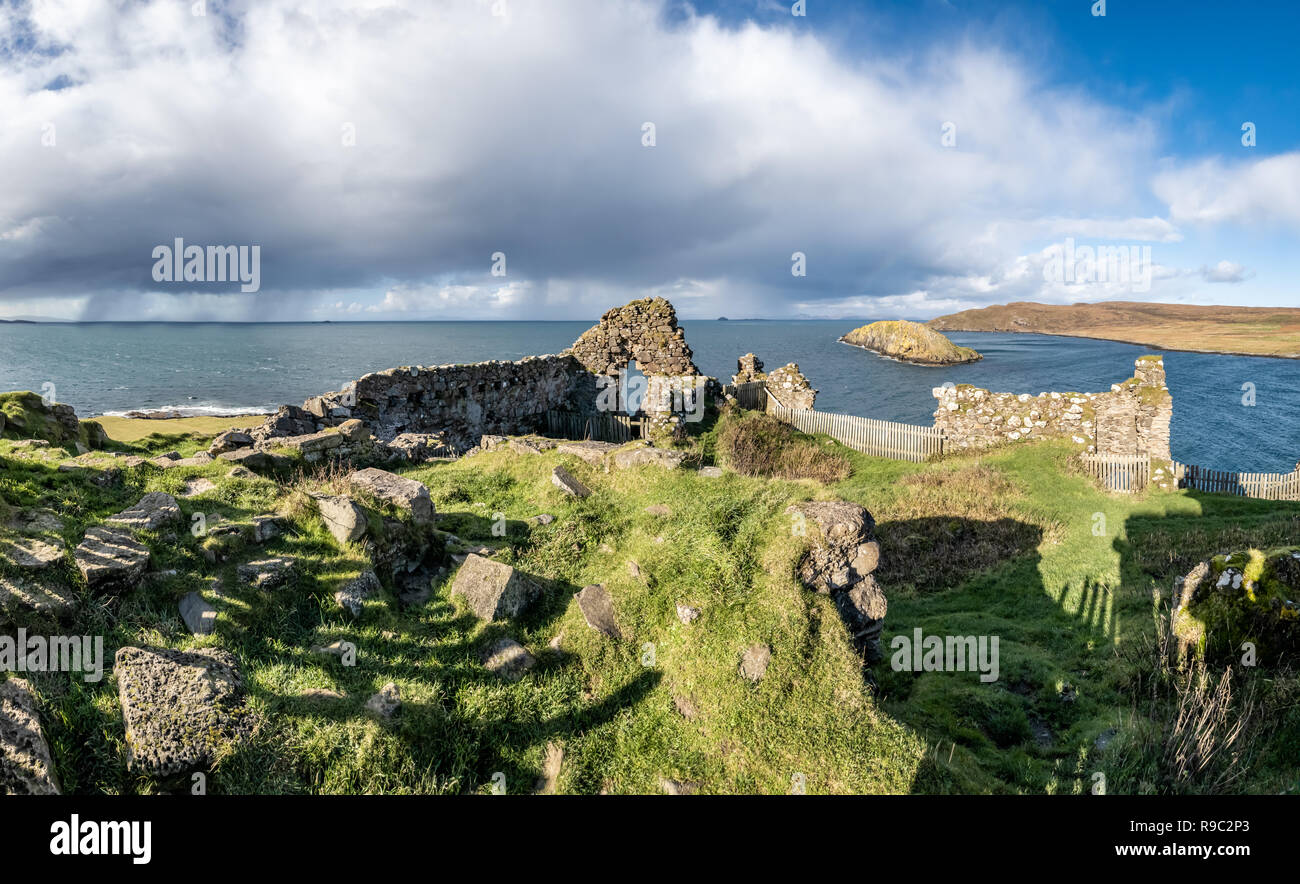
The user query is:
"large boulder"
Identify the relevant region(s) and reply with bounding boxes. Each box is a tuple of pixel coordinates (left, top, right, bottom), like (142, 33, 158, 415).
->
(208, 429, 254, 455)
(218, 448, 289, 471)
(106, 492, 182, 532)
(612, 446, 686, 471)
(450, 554, 542, 621)
(75, 526, 150, 592)
(114, 646, 253, 778)
(348, 468, 434, 524)
(0, 678, 61, 794)
(314, 494, 368, 545)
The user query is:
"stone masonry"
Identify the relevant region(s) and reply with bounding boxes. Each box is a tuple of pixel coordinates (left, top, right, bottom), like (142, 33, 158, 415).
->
(932, 355, 1172, 459)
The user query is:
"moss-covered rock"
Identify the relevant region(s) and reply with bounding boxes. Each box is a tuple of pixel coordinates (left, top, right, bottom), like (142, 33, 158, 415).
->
(1173, 546, 1300, 661)
(840, 320, 982, 366)
(0, 391, 106, 450)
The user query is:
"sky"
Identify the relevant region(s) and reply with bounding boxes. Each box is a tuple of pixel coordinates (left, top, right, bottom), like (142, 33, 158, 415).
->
(0, 0, 1297, 321)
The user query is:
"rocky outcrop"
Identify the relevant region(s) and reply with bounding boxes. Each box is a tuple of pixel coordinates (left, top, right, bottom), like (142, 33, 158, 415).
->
(0, 678, 61, 794)
(840, 320, 982, 365)
(787, 501, 887, 663)
(114, 646, 253, 778)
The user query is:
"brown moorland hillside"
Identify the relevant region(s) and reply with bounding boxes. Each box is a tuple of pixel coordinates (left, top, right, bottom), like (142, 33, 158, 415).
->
(927, 301, 1300, 359)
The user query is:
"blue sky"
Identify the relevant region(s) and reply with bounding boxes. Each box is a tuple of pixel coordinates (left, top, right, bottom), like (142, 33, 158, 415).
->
(0, 0, 1296, 320)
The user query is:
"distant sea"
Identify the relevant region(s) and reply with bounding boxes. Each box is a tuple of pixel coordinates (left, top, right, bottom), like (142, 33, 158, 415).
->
(0, 320, 1295, 472)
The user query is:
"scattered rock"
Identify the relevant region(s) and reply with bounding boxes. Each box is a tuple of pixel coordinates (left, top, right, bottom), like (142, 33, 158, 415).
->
(218, 448, 288, 471)
(627, 560, 641, 579)
(237, 556, 297, 590)
(675, 603, 700, 625)
(75, 526, 150, 592)
(179, 590, 218, 635)
(645, 504, 672, 517)
(0, 678, 61, 794)
(673, 694, 700, 720)
(314, 494, 368, 545)
(5, 508, 63, 534)
(450, 554, 542, 621)
(299, 688, 344, 702)
(107, 492, 182, 532)
(556, 440, 619, 464)
(209, 429, 254, 454)
(536, 741, 564, 794)
(114, 646, 252, 778)
(612, 447, 686, 470)
(551, 465, 591, 498)
(180, 477, 217, 498)
(0, 577, 76, 626)
(226, 466, 256, 480)
(335, 570, 381, 617)
(337, 419, 368, 442)
(2, 537, 63, 570)
(348, 467, 434, 524)
(575, 583, 622, 638)
(250, 515, 285, 543)
(365, 683, 401, 719)
(531, 514, 555, 526)
(481, 637, 537, 682)
(698, 466, 724, 478)
(311, 640, 353, 659)
(739, 644, 771, 683)
(658, 777, 700, 795)
(1094, 728, 1117, 752)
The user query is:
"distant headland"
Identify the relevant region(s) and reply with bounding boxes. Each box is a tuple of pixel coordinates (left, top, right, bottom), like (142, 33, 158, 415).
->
(927, 301, 1300, 360)
(840, 319, 982, 366)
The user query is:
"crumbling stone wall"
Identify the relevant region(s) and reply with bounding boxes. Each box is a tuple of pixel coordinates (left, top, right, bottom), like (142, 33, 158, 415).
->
(732, 353, 766, 384)
(932, 355, 1172, 458)
(765, 363, 817, 411)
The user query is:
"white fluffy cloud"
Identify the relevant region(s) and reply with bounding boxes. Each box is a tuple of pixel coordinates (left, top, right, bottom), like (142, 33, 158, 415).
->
(0, 0, 1279, 319)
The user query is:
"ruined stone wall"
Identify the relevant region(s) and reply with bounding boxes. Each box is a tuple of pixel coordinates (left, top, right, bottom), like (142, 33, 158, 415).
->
(933, 355, 1172, 458)
(764, 363, 817, 411)
(270, 354, 586, 451)
(570, 297, 698, 379)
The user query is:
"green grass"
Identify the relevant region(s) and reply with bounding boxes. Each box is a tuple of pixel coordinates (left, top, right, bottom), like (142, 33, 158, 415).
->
(3, 406, 1298, 795)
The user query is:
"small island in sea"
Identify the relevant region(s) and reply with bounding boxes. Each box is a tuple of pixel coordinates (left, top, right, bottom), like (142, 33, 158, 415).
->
(839, 319, 983, 365)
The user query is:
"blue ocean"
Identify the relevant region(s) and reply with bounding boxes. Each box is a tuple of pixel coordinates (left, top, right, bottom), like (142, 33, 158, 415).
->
(0, 320, 1295, 472)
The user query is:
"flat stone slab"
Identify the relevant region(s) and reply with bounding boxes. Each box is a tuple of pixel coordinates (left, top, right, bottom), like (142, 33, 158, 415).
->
(575, 583, 621, 638)
(2, 537, 63, 570)
(114, 646, 252, 778)
(0, 577, 76, 626)
(237, 556, 298, 590)
(613, 446, 686, 470)
(698, 466, 724, 478)
(450, 554, 541, 621)
(155, 452, 215, 469)
(218, 448, 289, 471)
(314, 494, 368, 544)
(335, 570, 381, 617)
(551, 465, 591, 498)
(481, 637, 537, 682)
(556, 441, 619, 464)
(179, 591, 218, 635)
(275, 430, 344, 454)
(0, 678, 61, 795)
(107, 492, 182, 532)
(348, 468, 434, 524)
(75, 526, 150, 592)
(180, 477, 217, 497)
(739, 644, 771, 683)
(644, 505, 672, 517)
(5, 508, 64, 534)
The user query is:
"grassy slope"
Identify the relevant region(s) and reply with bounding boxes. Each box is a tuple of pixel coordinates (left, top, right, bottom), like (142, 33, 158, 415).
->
(3, 414, 1297, 794)
(96, 414, 259, 443)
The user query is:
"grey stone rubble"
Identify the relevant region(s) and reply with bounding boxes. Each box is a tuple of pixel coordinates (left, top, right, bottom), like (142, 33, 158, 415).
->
(675, 603, 700, 625)
(764, 363, 817, 410)
(0, 577, 76, 626)
(556, 440, 620, 464)
(107, 492, 182, 532)
(450, 554, 541, 621)
(551, 465, 591, 498)
(335, 570, 382, 617)
(115, 646, 252, 778)
(365, 683, 401, 719)
(787, 500, 887, 663)
(348, 467, 435, 524)
(218, 448, 289, 471)
(314, 494, 368, 544)
(0, 678, 61, 795)
(237, 556, 297, 589)
(575, 584, 621, 638)
(2, 537, 63, 570)
(481, 637, 537, 681)
(75, 526, 150, 592)
(739, 644, 772, 683)
(179, 590, 218, 635)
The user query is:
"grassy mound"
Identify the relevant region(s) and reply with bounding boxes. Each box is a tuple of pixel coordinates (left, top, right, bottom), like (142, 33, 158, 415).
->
(715, 411, 851, 482)
(0, 391, 106, 450)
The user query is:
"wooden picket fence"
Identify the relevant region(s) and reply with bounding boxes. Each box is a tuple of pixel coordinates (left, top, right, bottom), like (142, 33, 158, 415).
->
(1081, 453, 1151, 493)
(544, 410, 648, 444)
(721, 380, 768, 411)
(766, 396, 945, 462)
(1172, 461, 1300, 500)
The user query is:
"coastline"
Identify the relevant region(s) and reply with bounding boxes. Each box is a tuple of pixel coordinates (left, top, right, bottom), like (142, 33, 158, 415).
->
(937, 327, 1300, 361)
